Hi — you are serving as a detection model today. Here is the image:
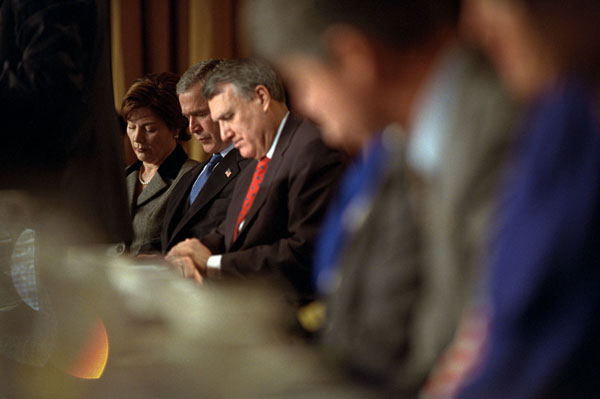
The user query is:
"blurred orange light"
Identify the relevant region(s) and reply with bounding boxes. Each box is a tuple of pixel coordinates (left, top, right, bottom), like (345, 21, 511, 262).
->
(66, 318, 109, 379)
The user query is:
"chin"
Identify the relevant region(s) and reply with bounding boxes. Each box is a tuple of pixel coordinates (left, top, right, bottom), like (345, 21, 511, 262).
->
(240, 148, 255, 159)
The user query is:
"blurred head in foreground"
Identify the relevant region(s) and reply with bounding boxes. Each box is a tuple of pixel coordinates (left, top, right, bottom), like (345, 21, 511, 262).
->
(461, 0, 600, 101)
(244, 0, 460, 153)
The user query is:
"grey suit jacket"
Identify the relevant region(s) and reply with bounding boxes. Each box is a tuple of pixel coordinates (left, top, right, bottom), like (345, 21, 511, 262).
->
(125, 145, 197, 255)
(322, 46, 518, 395)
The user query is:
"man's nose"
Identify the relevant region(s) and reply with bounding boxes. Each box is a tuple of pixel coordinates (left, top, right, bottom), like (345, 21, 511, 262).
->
(189, 116, 202, 133)
(220, 122, 234, 141)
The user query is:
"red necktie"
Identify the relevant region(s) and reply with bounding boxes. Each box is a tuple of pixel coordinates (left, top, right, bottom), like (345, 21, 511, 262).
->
(233, 157, 270, 241)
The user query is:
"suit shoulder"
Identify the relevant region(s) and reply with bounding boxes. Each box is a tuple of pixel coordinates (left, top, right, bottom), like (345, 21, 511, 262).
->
(222, 148, 252, 171)
(181, 158, 199, 173)
(284, 116, 328, 150)
(296, 119, 344, 158)
(164, 158, 198, 189)
(294, 117, 322, 139)
(284, 119, 347, 176)
(179, 161, 204, 180)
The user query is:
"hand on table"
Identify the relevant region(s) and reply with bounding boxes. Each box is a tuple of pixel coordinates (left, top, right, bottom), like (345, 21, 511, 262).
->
(166, 238, 212, 283)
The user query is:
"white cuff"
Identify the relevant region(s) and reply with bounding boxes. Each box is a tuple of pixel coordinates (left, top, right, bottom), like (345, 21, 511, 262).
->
(206, 254, 222, 279)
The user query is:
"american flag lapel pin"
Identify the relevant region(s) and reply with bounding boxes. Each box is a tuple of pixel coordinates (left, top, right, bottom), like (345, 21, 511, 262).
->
(225, 168, 232, 178)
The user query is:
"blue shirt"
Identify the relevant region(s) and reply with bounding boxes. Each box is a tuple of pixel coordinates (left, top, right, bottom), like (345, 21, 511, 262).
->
(313, 132, 392, 295)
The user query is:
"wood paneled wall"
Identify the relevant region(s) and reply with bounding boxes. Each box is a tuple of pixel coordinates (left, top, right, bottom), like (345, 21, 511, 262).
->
(110, 0, 241, 164)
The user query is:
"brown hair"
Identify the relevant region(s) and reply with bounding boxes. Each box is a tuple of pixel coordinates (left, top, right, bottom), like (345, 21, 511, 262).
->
(120, 72, 190, 141)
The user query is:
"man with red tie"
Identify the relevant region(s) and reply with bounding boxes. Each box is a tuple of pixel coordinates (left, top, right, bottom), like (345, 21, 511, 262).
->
(166, 59, 345, 300)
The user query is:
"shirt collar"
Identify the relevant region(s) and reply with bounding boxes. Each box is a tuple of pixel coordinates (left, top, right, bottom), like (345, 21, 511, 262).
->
(219, 143, 235, 158)
(407, 43, 469, 178)
(266, 111, 290, 159)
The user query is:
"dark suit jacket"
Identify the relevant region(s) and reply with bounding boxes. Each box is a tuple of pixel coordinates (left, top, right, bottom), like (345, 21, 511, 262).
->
(0, 0, 132, 245)
(201, 113, 346, 297)
(161, 148, 251, 254)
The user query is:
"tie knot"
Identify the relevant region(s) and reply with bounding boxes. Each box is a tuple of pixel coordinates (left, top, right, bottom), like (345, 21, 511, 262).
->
(258, 156, 270, 167)
(209, 153, 223, 165)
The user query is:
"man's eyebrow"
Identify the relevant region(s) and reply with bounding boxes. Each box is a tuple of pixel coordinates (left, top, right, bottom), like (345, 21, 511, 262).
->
(190, 109, 210, 116)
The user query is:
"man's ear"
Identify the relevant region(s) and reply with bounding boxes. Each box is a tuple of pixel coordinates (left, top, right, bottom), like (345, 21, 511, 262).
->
(254, 85, 271, 112)
(323, 25, 379, 92)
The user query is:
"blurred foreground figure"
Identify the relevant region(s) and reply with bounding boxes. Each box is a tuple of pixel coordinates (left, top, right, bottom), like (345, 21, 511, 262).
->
(245, 0, 517, 395)
(0, 0, 131, 244)
(4, 249, 363, 398)
(0, 0, 131, 391)
(453, 1, 600, 398)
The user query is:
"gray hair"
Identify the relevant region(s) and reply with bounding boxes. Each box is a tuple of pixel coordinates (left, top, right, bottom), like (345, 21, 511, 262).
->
(176, 59, 224, 95)
(244, 0, 460, 62)
(202, 58, 286, 103)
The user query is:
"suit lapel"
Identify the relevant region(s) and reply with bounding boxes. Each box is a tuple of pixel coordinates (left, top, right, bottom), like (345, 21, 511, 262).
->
(232, 114, 300, 245)
(136, 172, 169, 206)
(188, 152, 240, 214)
(226, 159, 256, 246)
(163, 162, 205, 244)
(169, 151, 243, 246)
(126, 170, 138, 211)
(127, 145, 189, 210)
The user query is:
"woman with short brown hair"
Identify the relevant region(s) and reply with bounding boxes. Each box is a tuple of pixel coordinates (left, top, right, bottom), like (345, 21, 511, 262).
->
(121, 72, 197, 255)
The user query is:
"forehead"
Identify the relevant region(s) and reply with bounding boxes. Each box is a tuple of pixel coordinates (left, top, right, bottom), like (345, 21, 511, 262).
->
(127, 107, 159, 122)
(208, 83, 250, 116)
(179, 83, 208, 108)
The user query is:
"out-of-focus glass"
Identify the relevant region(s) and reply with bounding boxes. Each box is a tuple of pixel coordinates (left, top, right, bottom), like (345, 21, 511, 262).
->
(1, 190, 355, 397)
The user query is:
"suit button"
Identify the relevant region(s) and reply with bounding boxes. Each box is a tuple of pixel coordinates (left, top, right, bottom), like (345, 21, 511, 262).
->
(109, 243, 127, 256)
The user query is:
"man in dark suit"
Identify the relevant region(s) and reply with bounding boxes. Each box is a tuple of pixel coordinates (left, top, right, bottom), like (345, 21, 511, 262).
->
(160, 60, 251, 254)
(166, 59, 345, 299)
